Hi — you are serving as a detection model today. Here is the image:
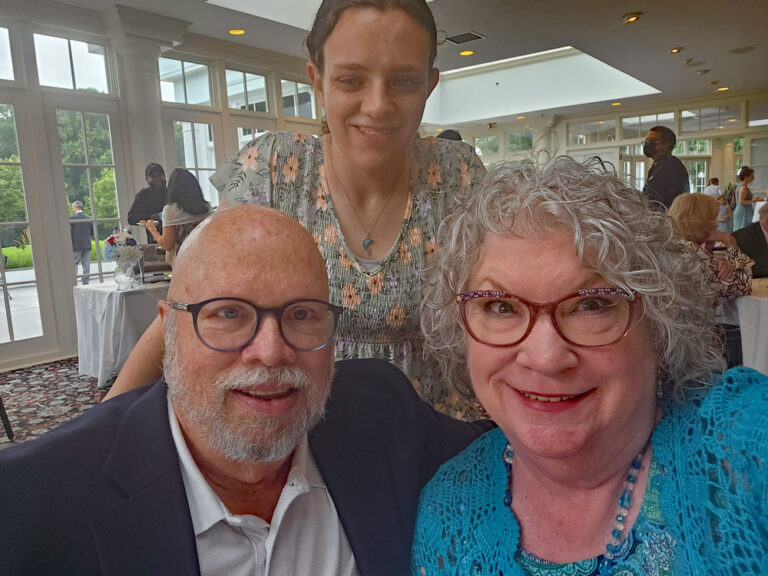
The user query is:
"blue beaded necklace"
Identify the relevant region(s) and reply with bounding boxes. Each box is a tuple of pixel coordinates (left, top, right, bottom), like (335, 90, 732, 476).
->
(502, 442, 648, 575)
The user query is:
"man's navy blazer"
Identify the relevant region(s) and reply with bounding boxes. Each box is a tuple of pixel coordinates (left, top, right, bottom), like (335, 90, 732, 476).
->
(0, 359, 490, 575)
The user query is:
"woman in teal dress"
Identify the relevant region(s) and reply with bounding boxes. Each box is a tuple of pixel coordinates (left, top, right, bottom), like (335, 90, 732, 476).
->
(413, 158, 768, 575)
(732, 165, 762, 231)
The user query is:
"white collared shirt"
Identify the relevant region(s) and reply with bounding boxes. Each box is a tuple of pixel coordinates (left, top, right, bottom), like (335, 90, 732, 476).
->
(167, 398, 360, 576)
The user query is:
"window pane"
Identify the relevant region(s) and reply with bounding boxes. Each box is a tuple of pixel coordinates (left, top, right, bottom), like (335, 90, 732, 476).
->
(718, 105, 740, 129)
(681, 109, 699, 133)
(699, 107, 719, 131)
(0, 224, 42, 343)
(159, 58, 184, 103)
(282, 80, 296, 117)
(0, 165, 27, 223)
(91, 167, 118, 219)
(0, 103, 20, 158)
(475, 135, 499, 157)
(237, 126, 268, 149)
(0, 28, 13, 81)
(734, 137, 744, 154)
(84, 112, 113, 165)
(621, 116, 641, 141)
(56, 110, 86, 164)
(63, 165, 89, 207)
(508, 130, 533, 152)
(748, 95, 768, 128)
(226, 69, 246, 110)
(71, 41, 108, 93)
(297, 82, 315, 119)
(174, 121, 191, 166)
(196, 169, 218, 206)
(34, 34, 73, 90)
(246, 73, 268, 113)
(183, 62, 211, 106)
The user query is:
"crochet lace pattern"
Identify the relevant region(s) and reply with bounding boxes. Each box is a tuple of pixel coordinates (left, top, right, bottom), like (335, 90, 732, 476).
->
(412, 367, 768, 575)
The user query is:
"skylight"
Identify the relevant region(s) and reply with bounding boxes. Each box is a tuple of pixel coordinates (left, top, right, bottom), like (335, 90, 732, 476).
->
(422, 47, 660, 126)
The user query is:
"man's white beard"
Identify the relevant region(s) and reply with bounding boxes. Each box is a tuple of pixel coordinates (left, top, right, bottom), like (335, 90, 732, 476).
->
(163, 314, 333, 462)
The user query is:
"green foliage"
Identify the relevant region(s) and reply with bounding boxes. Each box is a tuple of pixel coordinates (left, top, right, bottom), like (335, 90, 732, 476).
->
(2, 245, 32, 269)
(14, 227, 31, 250)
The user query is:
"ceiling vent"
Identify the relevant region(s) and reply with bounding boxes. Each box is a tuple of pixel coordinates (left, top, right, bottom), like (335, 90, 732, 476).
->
(446, 31, 484, 45)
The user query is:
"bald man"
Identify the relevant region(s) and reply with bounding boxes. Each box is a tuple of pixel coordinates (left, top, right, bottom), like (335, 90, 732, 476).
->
(0, 205, 489, 576)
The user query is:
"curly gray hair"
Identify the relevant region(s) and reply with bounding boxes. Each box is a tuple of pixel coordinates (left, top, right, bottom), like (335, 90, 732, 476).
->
(422, 157, 724, 401)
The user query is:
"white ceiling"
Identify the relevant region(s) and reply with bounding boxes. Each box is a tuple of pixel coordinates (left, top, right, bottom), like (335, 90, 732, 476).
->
(48, 0, 768, 121)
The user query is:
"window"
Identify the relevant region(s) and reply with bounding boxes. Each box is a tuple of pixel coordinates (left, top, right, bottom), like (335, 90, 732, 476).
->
(159, 58, 211, 106)
(687, 160, 707, 193)
(681, 106, 741, 133)
(673, 139, 710, 156)
(748, 95, 768, 128)
(0, 103, 43, 342)
(173, 121, 218, 205)
(236, 126, 269, 149)
(0, 28, 13, 81)
(734, 137, 744, 175)
(507, 131, 533, 152)
(56, 110, 120, 283)
(621, 112, 674, 141)
(567, 120, 615, 146)
(281, 80, 316, 119)
(226, 69, 268, 114)
(474, 135, 499, 157)
(33, 34, 109, 93)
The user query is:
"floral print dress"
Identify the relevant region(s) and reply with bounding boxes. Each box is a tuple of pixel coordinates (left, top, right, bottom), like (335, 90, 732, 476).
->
(210, 131, 487, 418)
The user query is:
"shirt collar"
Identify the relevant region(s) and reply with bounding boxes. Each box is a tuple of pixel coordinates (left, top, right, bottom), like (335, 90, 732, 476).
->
(166, 396, 318, 536)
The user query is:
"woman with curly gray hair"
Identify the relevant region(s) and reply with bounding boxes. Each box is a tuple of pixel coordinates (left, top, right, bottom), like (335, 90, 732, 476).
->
(412, 157, 768, 575)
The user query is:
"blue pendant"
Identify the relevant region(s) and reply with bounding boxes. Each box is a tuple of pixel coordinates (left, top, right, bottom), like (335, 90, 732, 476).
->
(362, 236, 373, 254)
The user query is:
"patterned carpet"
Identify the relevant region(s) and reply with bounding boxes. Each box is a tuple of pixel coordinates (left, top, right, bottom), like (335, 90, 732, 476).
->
(0, 358, 104, 448)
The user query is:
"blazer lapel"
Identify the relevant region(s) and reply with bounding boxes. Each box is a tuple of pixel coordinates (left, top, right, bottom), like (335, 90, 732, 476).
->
(91, 383, 200, 575)
(310, 405, 409, 576)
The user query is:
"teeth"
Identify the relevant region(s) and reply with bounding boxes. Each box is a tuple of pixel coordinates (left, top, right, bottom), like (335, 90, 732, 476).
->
(358, 127, 391, 136)
(520, 392, 577, 403)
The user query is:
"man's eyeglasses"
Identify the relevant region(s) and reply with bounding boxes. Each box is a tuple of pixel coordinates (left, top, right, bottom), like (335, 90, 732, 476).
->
(169, 297, 344, 352)
(456, 287, 637, 348)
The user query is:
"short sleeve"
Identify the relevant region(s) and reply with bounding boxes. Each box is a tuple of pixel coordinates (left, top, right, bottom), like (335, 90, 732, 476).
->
(209, 132, 279, 207)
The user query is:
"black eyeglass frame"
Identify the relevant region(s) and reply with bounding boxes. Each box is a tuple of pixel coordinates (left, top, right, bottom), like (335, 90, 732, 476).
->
(456, 287, 638, 349)
(169, 297, 344, 352)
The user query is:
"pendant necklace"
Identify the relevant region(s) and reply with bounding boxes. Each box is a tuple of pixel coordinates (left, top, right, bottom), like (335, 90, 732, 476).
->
(502, 440, 648, 575)
(325, 146, 399, 256)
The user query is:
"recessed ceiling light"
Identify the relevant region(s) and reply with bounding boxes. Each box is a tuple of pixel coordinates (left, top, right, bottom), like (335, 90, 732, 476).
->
(459, 50, 474, 56)
(516, 115, 525, 120)
(710, 80, 720, 85)
(668, 47, 683, 54)
(728, 118, 736, 122)
(611, 102, 622, 107)
(696, 69, 711, 75)
(717, 86, 730, 92)
(622, 12, 642, 24)
(436, 128, 443, 132)
(228, 28, 246, 36)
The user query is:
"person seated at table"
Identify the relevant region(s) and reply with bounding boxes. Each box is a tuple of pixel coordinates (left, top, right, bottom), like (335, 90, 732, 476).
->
(141, 168, 213, 264)
(668, 192, 753, 299)
(733, 202, 768, 278)
(412, 158, 768, 575)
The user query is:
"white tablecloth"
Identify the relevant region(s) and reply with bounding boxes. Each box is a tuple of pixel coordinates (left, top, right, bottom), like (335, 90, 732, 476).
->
(721, 278, 768, 375)
(73, 282, 169, 387)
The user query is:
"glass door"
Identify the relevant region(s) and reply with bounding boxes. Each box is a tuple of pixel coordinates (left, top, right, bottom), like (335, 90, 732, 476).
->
(0, 102, 43, 345)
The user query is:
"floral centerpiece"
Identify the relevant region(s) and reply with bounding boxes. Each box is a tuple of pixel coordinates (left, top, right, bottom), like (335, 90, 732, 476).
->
(103, 228, 141, 289)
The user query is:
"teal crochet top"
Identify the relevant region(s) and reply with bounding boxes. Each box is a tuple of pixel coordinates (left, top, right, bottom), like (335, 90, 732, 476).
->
(412, 367, 768, 575)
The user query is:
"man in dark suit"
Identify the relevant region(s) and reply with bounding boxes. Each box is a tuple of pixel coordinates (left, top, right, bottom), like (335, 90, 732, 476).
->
(0, 205, 488, 575)
(642, 125, 689, 209)
(733, 202, 768, 278)
(69, 200, 93, 285)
